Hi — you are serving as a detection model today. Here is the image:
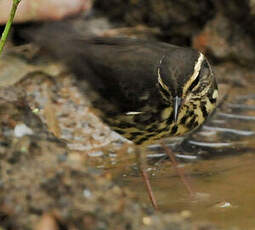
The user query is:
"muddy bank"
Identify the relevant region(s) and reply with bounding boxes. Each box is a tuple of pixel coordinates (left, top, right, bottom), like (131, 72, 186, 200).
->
(0, 85, 219, 229)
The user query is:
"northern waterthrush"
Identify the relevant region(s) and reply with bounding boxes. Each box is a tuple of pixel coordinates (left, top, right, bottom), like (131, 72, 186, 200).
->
(27, 24, 218, 146)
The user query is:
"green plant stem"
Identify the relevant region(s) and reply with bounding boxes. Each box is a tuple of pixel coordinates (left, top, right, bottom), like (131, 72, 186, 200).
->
(0, 0, 21, 55)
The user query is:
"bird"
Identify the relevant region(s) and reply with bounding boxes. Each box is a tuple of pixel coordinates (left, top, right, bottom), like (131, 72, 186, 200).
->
(24, 23, 218, 147)
(22, 23, 218, 209)
(84, 38, 218, 146)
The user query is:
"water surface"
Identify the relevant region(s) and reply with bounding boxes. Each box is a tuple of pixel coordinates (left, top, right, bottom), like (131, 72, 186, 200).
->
(96, 84, 255, 229)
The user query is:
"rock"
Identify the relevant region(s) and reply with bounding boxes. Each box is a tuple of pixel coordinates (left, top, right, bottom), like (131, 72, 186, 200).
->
(94, 0, 216, 45)
(193, 14, 255, 66)
(0, 0, 92, 24)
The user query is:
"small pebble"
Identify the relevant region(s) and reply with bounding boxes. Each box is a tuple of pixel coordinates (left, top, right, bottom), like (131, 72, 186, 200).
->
(14, 124, 34, 137)
(83, 189, 92, 198)
(88, 151, 104, 157)
(180, 210, 192, 218)
(142, 216, 152, 225)
(214, 201, 232, 209)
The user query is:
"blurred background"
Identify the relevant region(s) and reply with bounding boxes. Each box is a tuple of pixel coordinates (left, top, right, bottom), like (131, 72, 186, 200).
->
(1, 0, 255, 68)
(1, 1, 255, 230)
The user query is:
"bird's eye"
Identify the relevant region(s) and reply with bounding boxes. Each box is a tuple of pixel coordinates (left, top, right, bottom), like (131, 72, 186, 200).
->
(188, 73, 200, 92)
(188, 61, 210, 92)
(159, 83, 171, 98)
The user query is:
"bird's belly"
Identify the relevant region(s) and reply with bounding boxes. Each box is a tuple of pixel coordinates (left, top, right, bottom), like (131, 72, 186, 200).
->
(101, 104, 209, 145)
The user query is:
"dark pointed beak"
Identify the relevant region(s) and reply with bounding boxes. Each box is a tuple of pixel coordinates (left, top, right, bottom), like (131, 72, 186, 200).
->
(174, 96, 182, 123)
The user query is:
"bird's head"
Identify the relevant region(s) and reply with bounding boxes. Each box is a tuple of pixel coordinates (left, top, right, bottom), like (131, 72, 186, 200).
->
(157, 48, 218, 135)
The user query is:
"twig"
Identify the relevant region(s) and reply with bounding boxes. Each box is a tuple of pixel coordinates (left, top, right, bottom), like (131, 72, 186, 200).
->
(0, 0, 21, 55)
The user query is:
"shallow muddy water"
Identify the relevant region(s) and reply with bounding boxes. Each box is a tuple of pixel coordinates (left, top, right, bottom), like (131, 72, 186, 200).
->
(17, 66, 255, 229)
(90, 85, 255, 229)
